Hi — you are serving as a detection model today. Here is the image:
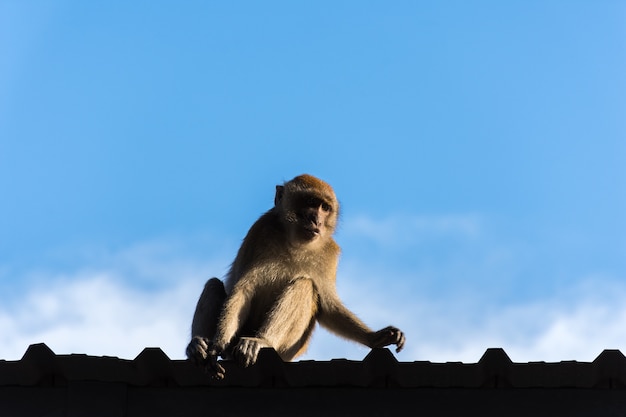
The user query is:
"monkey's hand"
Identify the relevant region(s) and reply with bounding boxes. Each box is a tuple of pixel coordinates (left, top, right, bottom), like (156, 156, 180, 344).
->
(186, 336, 226, 380)
(369, 326, 406, 353)
(233, 337, 270, 368)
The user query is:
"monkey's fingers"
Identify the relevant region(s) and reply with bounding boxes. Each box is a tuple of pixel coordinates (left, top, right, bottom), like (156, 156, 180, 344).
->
(394, 330, 406, 353)
(205, 353, 225, 380)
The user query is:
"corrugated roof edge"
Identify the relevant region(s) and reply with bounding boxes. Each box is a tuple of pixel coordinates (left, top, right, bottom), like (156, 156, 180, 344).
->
(1, 343, 626, 389)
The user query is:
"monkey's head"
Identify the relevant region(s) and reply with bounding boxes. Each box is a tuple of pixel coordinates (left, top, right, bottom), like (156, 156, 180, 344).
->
(274, 174, 339, 246)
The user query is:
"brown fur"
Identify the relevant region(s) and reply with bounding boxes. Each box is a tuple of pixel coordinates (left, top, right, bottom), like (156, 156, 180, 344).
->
(186, 174, 405, 379)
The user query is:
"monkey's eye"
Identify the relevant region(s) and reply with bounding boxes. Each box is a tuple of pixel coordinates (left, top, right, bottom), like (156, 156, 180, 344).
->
(321, 202, 332, 212)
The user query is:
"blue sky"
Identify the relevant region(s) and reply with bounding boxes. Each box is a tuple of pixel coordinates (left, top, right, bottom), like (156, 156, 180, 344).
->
(1, 1, 625, 362)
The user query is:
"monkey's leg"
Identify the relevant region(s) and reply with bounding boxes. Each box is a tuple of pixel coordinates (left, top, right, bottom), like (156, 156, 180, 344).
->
(234, 278, 317, 367)
(186, 278, 226, 367)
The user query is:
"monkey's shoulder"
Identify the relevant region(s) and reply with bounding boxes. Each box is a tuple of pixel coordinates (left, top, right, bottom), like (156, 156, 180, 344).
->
(245, 209, 284, 241)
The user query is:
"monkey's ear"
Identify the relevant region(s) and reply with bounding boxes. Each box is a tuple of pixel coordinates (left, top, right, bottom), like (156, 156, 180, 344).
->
(274, 185, 284, 206)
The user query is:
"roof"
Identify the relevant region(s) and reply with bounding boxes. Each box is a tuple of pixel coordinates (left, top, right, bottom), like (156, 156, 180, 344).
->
(3, 344, 626, 416)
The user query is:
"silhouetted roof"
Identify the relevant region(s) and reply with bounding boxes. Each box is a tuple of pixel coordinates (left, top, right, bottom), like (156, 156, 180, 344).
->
(3, 344, 626, 416)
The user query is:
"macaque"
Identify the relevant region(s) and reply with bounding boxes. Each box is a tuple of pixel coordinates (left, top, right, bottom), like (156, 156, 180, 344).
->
(186, 174, 405, 379)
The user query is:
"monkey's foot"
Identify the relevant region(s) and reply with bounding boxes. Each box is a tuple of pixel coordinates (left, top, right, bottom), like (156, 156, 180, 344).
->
(186, 336, 225, 380)
(186, 336, 210, 366)
(233, 337, 269, 368)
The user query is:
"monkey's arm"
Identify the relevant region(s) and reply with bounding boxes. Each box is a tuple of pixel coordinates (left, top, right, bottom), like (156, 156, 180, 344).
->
(317, 297, 372, 346)
(318, 294, 406, 353)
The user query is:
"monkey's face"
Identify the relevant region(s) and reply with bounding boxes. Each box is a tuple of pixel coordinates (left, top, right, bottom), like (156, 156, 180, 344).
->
(282, 192, 338, 246)
(275, 175, 339, 247)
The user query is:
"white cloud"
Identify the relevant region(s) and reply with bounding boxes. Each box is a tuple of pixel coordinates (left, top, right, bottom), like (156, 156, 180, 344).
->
(341, 213, 482, 246)
(303, 268, 626, 363)
(0, 273, 197, 360)
(0, 238, 229, 360)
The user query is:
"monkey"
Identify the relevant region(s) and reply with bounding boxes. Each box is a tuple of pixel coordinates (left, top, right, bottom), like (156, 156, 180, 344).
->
(186, 174, 405, 379)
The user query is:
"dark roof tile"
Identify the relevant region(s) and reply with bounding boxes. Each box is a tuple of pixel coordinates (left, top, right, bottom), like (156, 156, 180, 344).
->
(3, 343, 626, 390)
